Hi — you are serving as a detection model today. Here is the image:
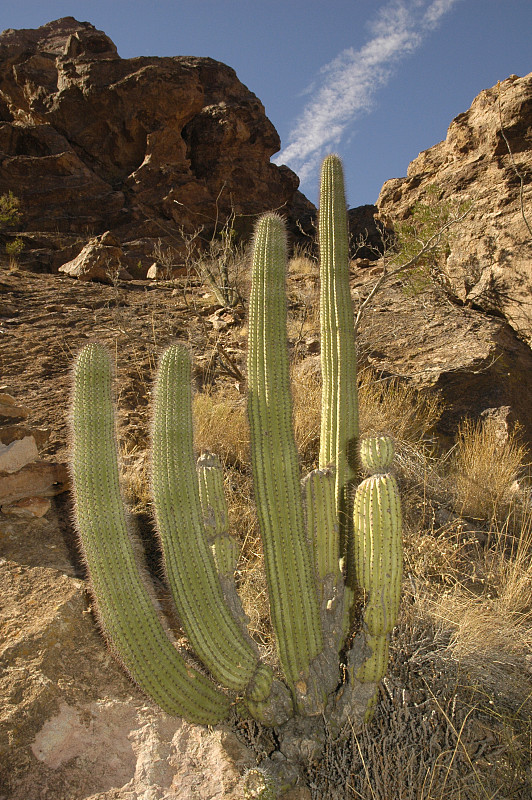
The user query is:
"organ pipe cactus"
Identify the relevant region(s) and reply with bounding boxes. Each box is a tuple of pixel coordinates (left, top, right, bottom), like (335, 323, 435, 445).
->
(70, 154, 403, 776)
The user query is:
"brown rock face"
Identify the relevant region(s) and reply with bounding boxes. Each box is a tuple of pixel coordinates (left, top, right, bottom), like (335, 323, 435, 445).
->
(354, 276, 532, 445)
(0, 17, 299, 267)
(377, 73, 532, 346)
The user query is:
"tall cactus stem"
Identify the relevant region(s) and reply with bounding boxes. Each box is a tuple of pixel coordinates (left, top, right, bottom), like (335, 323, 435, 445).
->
(70, 343, 230, 724)
(152, 344, 268, 698)
(247, 213, 323, 694)
(318, 154, 359, 591)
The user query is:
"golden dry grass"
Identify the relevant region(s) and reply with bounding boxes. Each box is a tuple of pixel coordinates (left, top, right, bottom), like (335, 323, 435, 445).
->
(448, 415, 528, 522)
(193, 385, 249, 468)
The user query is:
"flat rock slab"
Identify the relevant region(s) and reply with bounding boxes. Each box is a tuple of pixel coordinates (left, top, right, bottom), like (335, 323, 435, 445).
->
(0, 461, 69, 504)
(0, 435, 38, 473)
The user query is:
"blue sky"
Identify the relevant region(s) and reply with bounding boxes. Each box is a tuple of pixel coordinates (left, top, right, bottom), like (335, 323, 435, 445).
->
(2, 1, 531, 208)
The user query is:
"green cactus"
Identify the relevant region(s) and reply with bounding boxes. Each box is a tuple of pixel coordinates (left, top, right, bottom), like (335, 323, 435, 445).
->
(69, 154, 402, 754)
(247, 213, 323, 709)
(151, 344, 271, 700)
(318, 155, 360, 594)
(71, 343, 230, 724)
(197, 451, 238, 577)
(354, 436, 403, 693)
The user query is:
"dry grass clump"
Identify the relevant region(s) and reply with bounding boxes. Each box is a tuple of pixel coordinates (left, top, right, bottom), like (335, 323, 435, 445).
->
(448, 416, 528, 522)
(358, 369, 442, 446)
(193, 384, 250, 468)
(288, 251, 317, 277)
(291, 364, 322, 470)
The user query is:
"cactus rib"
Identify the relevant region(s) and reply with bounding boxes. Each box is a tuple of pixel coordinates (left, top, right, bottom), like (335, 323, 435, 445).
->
(71, 343, 230, 724)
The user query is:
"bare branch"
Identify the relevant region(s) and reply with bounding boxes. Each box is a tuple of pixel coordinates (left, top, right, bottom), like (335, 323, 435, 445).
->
(354, 205, 472, 331)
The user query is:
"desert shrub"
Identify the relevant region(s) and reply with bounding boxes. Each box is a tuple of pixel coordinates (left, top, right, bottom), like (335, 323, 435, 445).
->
(0, 191, 21, 230)
(194, 220, 248, 308)
(5, 236, 24, 268)
(386, 185, 471, 297)
(448, 416, 528, 523)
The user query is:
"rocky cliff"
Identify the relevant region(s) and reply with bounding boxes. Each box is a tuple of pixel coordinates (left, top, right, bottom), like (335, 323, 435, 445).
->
(0, 17, 302, 272)
(377, 72, 532, 346)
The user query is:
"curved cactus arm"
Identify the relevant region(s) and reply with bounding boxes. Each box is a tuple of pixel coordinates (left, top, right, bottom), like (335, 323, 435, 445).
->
(318, 154, 359, 590)
(247, 213, 323, 697)
(152, 344, 272, 701)
(70, 343, 230, 725)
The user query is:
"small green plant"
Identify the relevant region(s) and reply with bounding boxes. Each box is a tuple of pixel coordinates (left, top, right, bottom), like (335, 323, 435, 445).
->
(0, 191, 22, 231)
(5, 237, 24, 269)
(69, 156, 403, 790)
(391, 185, 471, 296)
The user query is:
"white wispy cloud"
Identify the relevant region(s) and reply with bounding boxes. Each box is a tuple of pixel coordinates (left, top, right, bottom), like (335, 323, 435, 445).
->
(273, 0, 461, 185)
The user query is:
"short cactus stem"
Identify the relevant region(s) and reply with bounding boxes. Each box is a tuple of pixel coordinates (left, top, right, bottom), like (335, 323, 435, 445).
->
(241, 768, 278, 800)
(352, 435, 402, 718)
(359, 435, 395, 474)
(353, 465, 402, 632)
(302, 466, 340, 584)
(197, 452, 238, 576)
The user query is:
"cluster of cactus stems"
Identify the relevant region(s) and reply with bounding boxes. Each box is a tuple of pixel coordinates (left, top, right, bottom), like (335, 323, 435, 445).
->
(70, 155, 402, 744)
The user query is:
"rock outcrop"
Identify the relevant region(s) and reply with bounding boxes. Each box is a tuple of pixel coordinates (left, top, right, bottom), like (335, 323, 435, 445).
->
(0, 392, 69, 515)
(0, 502, 267, 800)
(377, 73, 532, 346)
(353, 273, 532, 445)
(0, 17, 299, 272)
(58, 231, 133, 282)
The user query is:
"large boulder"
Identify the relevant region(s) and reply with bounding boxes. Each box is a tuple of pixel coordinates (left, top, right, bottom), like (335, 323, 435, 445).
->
(377, 73, 532, 346)
(58, 231, 133, 282)
(0, 18, 300, 264)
